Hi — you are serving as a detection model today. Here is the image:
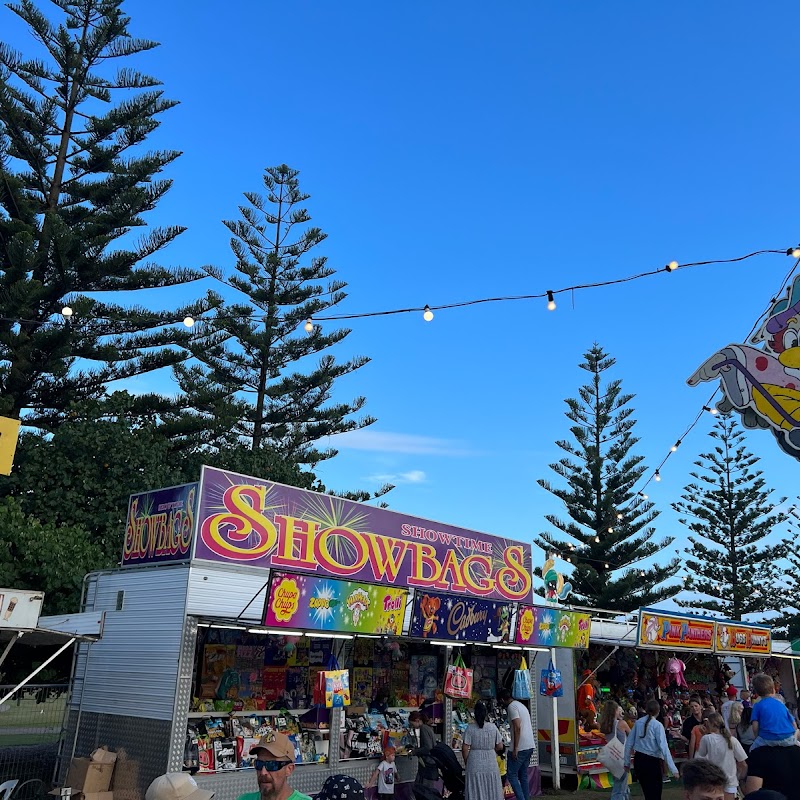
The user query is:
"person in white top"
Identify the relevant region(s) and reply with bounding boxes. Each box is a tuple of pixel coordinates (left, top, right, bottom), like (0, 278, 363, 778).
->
(499, 689, 534, 800)
(695, 713, 747, 800)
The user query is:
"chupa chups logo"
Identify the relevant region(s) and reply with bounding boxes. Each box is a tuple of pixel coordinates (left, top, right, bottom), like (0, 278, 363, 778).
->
(518, 608, 534, 641)
(271, 578, 300, 622)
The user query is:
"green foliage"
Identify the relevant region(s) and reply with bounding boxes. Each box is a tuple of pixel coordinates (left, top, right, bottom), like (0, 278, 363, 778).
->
(173, 165, 379, 470)
(674, 414, 786, 620)
(0, 396, 183, 559)
(0, 0, 218, 426)
(534, 344, 680, 610)
(0, 496, 100, 615)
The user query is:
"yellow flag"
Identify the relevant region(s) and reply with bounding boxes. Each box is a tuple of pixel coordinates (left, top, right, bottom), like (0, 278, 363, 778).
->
(0, 416, 21, 476)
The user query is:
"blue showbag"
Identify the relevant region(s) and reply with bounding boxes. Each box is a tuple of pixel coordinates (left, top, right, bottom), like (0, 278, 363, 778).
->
(538, 660, 563, 698)
(512, 656, 532, 700)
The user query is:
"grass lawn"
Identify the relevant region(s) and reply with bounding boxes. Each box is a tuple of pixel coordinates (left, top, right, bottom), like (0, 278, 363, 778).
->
(0, 693, 66, 745)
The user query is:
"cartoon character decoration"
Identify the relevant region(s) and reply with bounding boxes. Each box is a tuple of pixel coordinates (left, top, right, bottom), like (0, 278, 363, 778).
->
(689, 274, 800, 459)
(665, 656, 687, 688)
(558, 613, 572, 641)
(543, 558, 572, 603)
(496, 606, 511, 642)
(644, 615, 658, 644)
(346, 589, 370, 626)
(419, 595, 441, 637)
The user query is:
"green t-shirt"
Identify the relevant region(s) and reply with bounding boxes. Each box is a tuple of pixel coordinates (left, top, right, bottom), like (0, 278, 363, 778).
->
(237, 791, 311, 800)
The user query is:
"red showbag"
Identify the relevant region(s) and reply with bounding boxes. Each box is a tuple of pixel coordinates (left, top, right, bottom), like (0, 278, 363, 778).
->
(444, 653, 473, 699)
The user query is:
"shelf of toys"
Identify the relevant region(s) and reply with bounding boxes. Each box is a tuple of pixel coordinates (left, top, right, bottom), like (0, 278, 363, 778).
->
(186, 626, 341, 774)
(573, 644, 734, 776)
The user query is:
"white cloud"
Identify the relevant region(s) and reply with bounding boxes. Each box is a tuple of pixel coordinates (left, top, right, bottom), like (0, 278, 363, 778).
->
(329, 429, 471, 456)
(368, 470, 428, 485)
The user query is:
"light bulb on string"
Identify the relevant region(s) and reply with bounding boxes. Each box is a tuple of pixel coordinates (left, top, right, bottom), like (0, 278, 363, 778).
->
(607, 527, 614, 533)
(665, 261, 679, 272)
(183, 316, 195, 328)
(594, 536, 600, 543)
(791, 248, 800, 258)
(671, 439, 682, 452)
(616, 513, 623, 520)
(304, 318, 314, 333)
(654, 471, 661, 482)
(546, 291, 556, 311)
(61, 306, 73, 318)
(604, 563, 609, 569)
(423, 305, 434, 322)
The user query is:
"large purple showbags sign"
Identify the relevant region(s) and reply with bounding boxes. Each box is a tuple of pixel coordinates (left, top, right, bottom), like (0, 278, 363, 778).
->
(122, 483, 198, 566)
(193, 466, 533, 603)
(408, 589, 513, 642)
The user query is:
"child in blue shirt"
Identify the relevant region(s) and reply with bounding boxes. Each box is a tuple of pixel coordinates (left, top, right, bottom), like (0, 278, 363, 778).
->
(751, 673, 798, 750)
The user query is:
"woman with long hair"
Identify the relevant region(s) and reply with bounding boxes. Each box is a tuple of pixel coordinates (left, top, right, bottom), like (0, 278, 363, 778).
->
(598, 701, 630, 800)
(736, 705, 755, 754)
(461, 701, 504, 800)
(623, 699, 678, 800)
(696, 712, 747, 800)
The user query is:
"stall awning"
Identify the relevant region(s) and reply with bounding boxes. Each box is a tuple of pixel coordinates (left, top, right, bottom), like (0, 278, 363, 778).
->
(0, 611, 104, 646)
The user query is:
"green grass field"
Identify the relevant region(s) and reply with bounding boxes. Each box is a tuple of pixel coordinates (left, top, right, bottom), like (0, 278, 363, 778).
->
(0, 693, 66, 746)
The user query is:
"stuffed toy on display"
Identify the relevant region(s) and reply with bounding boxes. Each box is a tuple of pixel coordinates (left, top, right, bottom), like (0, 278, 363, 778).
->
(665, 656, 687, 688)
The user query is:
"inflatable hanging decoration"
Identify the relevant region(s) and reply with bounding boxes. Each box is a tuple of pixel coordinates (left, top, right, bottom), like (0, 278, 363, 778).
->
(543, 557, 572, 603)
(689, 274, 800, 459)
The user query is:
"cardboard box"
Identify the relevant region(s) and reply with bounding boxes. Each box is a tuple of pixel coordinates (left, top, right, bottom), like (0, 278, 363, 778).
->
(65, 760, 114, 794)
(53, 748, 117, 796)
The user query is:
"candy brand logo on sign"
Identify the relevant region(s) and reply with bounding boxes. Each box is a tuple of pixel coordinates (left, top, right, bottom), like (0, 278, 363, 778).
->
(408, 590, 513, 642)
(514, 605, 591, 648)
(122, 483, 197, 565)
(264, 572, 407, 635)
(716, 623, 771, 656)
(271, 579, 300, 622)
(638, 608, 715, 651)
(196, 467, 533, 602)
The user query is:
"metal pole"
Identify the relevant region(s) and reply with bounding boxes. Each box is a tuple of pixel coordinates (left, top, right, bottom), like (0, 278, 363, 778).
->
(550, 646, 561, 790)
(0, 633, 21, 670)
(0, 637, 76, 706)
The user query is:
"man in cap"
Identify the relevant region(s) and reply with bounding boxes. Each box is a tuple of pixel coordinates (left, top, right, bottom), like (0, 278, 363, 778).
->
(237, 732, 311, 800)
(146, 773, 213, 800)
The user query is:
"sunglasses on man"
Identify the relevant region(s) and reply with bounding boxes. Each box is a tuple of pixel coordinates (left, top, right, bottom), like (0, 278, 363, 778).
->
(254, 759, 291, 772)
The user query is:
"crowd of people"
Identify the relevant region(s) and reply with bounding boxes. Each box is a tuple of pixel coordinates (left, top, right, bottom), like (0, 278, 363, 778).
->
(598, 673, 800, 800)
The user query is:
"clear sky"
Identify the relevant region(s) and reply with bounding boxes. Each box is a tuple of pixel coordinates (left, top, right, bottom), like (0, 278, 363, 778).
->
(6, 1, 800, 608)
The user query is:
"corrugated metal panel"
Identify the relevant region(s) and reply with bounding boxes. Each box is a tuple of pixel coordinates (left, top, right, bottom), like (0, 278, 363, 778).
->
(187, 562, 270, 622)
(39, 610, 104, 637)
(76, 566, 189, 719)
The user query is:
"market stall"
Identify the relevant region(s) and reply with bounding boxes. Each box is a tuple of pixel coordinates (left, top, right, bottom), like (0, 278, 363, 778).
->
(62, 466, 534, 800)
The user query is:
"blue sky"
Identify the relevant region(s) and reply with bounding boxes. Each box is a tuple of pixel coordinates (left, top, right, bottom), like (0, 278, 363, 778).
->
(6, 1, 800, 606)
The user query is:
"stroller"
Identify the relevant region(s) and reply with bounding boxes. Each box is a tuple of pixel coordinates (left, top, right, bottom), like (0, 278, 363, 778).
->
(412, 742, 465, 800)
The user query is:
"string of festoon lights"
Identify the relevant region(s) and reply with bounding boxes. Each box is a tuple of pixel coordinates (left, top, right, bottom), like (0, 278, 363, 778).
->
(6, 246, 793, 332)
(535, 244, 800, 594)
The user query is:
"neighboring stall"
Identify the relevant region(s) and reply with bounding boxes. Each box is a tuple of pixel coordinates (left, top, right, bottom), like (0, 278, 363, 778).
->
(62, 466, 534, 800)
(532, 606, 773, 789)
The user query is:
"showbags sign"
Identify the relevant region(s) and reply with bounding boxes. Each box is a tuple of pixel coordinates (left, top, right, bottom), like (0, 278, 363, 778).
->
(264, 572, 406, 635)
(195, 466, 533, 602)
(122, 483, 198, 566)
(408, 590, 512, 643)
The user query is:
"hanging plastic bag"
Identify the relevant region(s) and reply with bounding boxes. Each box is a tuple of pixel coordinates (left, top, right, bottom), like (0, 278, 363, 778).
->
(512, 656, 532, 700)
(323, 653, 350, 708)
(538, 659, 563, 698)
(597, 720, 625, 778)
(444, 653, 474, 699)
